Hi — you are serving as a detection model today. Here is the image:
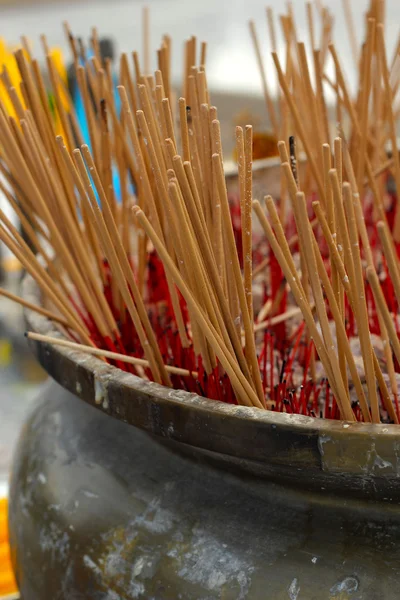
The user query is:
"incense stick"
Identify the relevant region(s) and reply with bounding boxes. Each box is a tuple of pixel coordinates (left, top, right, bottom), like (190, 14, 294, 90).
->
(27, 332, 198, 378)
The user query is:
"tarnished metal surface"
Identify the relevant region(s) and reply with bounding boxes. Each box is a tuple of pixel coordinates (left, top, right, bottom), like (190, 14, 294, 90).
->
(9, 383, 400, 599)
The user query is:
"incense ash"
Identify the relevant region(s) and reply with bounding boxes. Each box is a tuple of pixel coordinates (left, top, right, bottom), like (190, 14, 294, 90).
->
(1, 0, 400, 426)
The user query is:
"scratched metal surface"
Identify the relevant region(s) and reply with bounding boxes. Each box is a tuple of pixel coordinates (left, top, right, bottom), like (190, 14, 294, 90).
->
(9, 383, 400, 600)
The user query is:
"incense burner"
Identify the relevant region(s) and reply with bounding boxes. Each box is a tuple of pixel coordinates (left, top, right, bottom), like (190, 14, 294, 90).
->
(7, 272, 400, 600)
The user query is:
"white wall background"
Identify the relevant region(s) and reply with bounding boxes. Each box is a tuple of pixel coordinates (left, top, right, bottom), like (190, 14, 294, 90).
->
(0, 0, 399, 95)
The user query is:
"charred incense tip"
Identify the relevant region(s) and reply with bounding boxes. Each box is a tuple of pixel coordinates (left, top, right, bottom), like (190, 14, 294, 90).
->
(289, 135, 298, 186)
(100, 98, 107, 123)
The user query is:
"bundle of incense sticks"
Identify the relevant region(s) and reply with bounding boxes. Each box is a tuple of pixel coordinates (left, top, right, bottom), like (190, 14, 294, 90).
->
(0, 38, 67, 273)
(0, 0, 400, 425)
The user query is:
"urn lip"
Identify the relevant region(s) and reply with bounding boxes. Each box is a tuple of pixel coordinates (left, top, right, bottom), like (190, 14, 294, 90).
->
(21, 264, 400, 497)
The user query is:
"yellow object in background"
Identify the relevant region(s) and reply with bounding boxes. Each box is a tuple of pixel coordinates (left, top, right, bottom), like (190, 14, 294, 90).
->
(0, 498, 18, 598)
(1, 257, 21, 274)
(0, 339, 12, 367)
(0, 38, 68, 138)
(51, 47, 68, 86)
(0, 38, 26, 120)
(0, 39, 70, 274)
(49, 47, 70, 140)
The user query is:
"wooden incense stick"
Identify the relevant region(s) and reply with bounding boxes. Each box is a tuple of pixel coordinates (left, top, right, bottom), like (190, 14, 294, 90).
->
(27, 332, 198, 378)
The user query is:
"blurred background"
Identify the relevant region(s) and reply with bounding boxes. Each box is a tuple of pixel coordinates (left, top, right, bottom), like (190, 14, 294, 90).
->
(0, 0, 399, 492)
(0, 0, 399, 95)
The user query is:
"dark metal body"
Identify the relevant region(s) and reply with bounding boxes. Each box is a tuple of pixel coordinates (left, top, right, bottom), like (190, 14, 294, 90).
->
(9, 381, 400, 600)
(7, 274, 400, 599)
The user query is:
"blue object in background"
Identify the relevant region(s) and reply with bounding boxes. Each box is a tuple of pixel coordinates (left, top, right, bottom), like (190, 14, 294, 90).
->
(73, 50, 128, 203)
